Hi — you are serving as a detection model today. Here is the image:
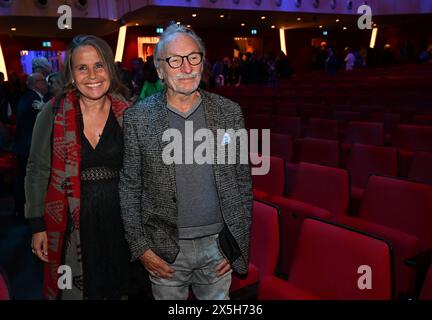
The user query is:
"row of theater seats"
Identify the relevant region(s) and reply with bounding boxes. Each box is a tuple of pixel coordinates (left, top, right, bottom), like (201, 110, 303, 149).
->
(246, 116, 432, 149)
(263, 134, 432, 204)
(241, 160, 432, 300)
(221, 65, 432, 300)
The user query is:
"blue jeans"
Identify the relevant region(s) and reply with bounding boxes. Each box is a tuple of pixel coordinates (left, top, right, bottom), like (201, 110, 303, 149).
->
(149, 234, 232, 300)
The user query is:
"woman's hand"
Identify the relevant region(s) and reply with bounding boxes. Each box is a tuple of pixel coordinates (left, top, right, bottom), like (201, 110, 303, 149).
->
(31, 231, 49, 262)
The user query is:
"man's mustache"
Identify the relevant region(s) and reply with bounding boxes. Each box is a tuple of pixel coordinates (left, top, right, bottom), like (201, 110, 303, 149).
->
(174, 72, 201, 80)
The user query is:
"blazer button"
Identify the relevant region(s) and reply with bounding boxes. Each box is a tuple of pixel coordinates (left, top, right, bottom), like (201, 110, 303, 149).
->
(172, 197, 177, 203)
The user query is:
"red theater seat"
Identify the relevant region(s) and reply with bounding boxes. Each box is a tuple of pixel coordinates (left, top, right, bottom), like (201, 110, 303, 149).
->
(345, 121, 385, 146)
(297, 138, 340, 167)
(346, 144, 398, 214)
(394, 125, 432, 152)
(272, 116, 301, 138)
(306, 118, 338, 140)
(231, 201, 280, 293)
(251, 155, 284, 200)
(270, 162, 349, 274)
(270, 133, 293, 161)
(337, 175, 432, 297)
(408, 151, 432, 185)
(258, 218, 393, 300)
(358, 175, 432, 251)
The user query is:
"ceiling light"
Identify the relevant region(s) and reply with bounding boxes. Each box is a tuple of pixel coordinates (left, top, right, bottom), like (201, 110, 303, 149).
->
(319, 25, 323, 28)
(297, 17, 301, 21)
(336, 19, 340, 22)
(135, 23, 139, 26)
(241, 23, 245, 26)
(343, 27, 347, 30)
(220, 14, 225, 18)
(176, 21, 180, 25)
(11, 27, 16, 31)
(187, 25, 191, 28)
(192, 13, 197, 17)
(271, 25, 276, 29)
(261, 16, 266, 20)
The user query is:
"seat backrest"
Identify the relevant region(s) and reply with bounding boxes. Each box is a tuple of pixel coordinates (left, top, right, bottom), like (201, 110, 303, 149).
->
(360, 175, 432, 251)
(370, 113, 400, 134)
(272, 116, 301, 138)
(345, 121, 385, 146)
(306, 118, 338, 140)
(298, 138, 340, 167)
(289, 218, 393, 300)
(394, 125, 432, 152)
(251, 155, 285, 197)
(347, 144, 398, 189)
(292, 162, 349, 217)
(408, 151, 432, 185)
(270, 133, 293, 161)
(250, 201, 280, 278)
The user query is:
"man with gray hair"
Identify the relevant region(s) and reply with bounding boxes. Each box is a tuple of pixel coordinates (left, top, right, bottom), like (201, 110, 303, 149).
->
(32, 57, 52, 78)
(13, 72, 48, 216)
(119, 23, 252, 300)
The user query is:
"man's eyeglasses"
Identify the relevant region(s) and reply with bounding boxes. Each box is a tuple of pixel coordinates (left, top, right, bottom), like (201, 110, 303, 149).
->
(158, 52, 203, 69)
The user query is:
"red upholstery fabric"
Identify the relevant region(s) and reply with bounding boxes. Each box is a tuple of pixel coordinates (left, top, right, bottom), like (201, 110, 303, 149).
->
(339, 216, 420, 297)
(345, 121, 385, 146)
(306, 118, 338, 140)
(297, 138, 340, 167)
(269, 196, 331, 275)
(347, 144, 398, 189)
(259, 219, 393, 300)
(346, 144, 398, 214)
(272, 116, 301, 138)
(420, 265, 432, 300)
(408, 151, 432, 185)
(270, 133, 293, 161)
(370, 113, 400, 135)
(231, 201, 280, 292)
(291, 162, 349, 218)
(360, 175, 432, 251)
(394, 125, 432, 152)
(251, 155, 285, 197)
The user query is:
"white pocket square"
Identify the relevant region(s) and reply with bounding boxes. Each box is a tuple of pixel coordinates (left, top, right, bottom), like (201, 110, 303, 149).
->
(221, 132, 231, 145)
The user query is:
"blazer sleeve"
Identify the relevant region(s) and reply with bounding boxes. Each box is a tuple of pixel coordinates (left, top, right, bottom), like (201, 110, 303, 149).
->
(24, 101, 53, 233)
(119, 110, 152, 261)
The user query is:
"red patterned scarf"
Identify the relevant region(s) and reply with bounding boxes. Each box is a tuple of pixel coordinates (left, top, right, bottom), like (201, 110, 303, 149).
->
(43, 91, 130, 299)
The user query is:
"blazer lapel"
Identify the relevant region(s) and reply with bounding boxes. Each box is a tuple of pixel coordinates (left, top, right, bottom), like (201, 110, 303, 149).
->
(153, 93, 178, 198)
(200, 90, 222, 190)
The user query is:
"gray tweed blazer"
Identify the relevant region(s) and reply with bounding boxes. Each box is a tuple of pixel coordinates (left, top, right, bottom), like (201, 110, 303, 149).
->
(119, 89, 253, 274)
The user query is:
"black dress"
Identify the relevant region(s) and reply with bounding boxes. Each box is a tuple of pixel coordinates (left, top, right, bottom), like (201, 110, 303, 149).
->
(79, 110, 131, 299)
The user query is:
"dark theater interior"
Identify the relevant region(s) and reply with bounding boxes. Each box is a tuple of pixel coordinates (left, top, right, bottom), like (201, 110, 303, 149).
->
(1, 0, 432, 305)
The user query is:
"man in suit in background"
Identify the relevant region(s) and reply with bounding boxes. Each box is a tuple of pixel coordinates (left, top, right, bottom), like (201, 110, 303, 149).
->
(119, 23, 253, 300)
(13, 73, 48, 216)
